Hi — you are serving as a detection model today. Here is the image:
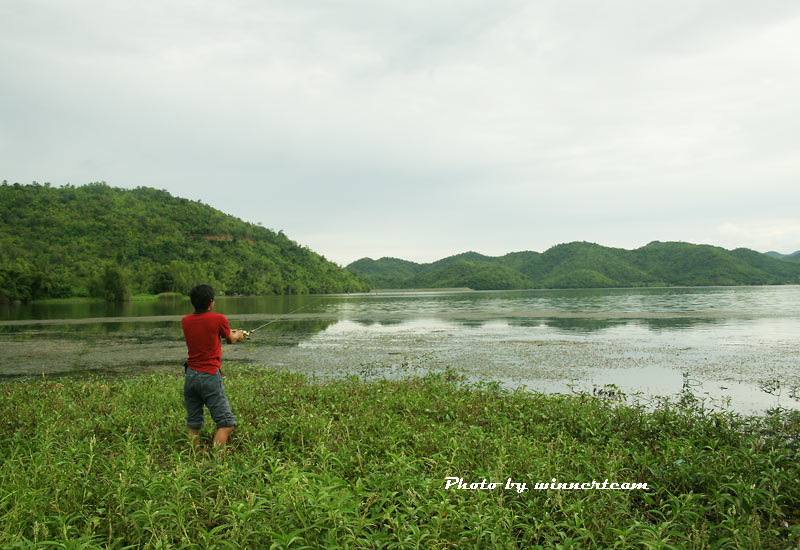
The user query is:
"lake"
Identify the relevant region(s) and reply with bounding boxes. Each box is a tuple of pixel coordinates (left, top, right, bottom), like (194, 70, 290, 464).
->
(2, 286, 798, 414)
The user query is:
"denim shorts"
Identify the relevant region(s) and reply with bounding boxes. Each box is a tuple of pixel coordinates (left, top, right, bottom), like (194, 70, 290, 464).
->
(184, 368, 237, 429)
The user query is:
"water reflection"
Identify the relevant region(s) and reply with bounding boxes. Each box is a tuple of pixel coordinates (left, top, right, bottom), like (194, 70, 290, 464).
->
(5, 285, 800, 323)
(0, 293, 339, 322)
(2, 287, 799, 414)
(640, 317, 728, 332)
(366, 319, 404, 327)
(250, 319, 338, 347)
(0, 320, 180, 339)
(0, 317, 337, 378)
(540, 318, 628, 333)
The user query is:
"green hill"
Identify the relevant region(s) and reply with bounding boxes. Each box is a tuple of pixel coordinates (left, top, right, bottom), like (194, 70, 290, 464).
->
(525, 242, 657, 287)
(347, 241, 800, 290)
(345, 257, 423, 288)
(407, 259, 529, 290)
(766, 250, 800, 261)
(629, 242, 769, 286)
(0, 182, 369, 301)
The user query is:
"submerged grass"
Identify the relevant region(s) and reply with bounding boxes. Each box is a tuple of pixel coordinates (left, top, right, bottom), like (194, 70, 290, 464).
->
(0, 367, 798, 549)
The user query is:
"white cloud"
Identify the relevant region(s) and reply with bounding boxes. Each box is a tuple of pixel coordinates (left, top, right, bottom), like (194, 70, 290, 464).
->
(714, 220, 800, 253)
(1, 0, 799, 264)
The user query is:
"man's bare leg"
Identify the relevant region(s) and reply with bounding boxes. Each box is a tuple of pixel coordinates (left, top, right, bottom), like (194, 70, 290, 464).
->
(213, 426, 234, 447)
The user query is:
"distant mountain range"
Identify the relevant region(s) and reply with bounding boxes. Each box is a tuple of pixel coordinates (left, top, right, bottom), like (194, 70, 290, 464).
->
(347, 241, 800, 290)
(765, 250, 800, 261)
(4, 181, 797, 299)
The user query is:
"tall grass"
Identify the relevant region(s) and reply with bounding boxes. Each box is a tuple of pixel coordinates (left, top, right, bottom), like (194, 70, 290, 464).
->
(0, 367, 798, 549)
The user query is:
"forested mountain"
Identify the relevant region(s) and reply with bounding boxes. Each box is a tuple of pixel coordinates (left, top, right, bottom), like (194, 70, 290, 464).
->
(0, 182, 369, 301)
(347, 241, 800, 290)
(766, 250, 800, 261)
(346, 257, 424, 288)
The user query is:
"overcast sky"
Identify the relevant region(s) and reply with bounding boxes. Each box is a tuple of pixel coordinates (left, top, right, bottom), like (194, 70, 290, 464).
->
(2, 1, 799, 265)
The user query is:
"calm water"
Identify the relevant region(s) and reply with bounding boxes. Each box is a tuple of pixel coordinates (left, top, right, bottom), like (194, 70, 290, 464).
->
(2, 287, 798, 414)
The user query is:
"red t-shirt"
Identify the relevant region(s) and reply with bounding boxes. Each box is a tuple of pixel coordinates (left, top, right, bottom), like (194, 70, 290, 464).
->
(182, 311, 231, 374)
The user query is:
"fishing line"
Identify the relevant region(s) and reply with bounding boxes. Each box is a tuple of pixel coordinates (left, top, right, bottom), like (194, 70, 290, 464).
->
(240, 302, 314, 338)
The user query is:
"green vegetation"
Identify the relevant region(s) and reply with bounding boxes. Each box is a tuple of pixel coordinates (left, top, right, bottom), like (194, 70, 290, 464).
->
(766, 250, 800, 262)
(346, 257, 424, 289)
(349, 241, 800, 289)
(0, 182, 369, 302)
(408, 259, 529, 291)
(0, 369, 797, 548)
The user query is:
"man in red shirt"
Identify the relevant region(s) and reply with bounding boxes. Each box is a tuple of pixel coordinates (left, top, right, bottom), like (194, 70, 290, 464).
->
(182, 284, 247, 449)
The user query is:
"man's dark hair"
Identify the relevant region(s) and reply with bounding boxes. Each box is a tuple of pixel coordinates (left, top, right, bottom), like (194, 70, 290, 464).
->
(189, 284, 215, 312)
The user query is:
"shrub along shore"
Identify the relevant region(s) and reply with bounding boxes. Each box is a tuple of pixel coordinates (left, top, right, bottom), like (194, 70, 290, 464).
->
(1, 368, 798, 549)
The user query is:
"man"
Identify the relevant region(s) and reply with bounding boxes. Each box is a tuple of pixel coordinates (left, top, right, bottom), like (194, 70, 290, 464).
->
(182, 284, 247, 449)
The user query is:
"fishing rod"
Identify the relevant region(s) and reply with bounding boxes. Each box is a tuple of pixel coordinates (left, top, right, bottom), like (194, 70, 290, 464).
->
(239, 303, 313, 338)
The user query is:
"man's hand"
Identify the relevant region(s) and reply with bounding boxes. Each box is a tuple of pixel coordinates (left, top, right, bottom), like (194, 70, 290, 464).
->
(226, 330, 248, 344)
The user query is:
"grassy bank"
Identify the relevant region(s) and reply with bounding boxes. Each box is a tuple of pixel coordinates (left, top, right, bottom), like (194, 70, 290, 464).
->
(1, 369, 798, 549)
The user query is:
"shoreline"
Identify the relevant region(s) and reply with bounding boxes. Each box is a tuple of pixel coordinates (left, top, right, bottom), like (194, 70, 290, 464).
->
(9, 282, 800, 306)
